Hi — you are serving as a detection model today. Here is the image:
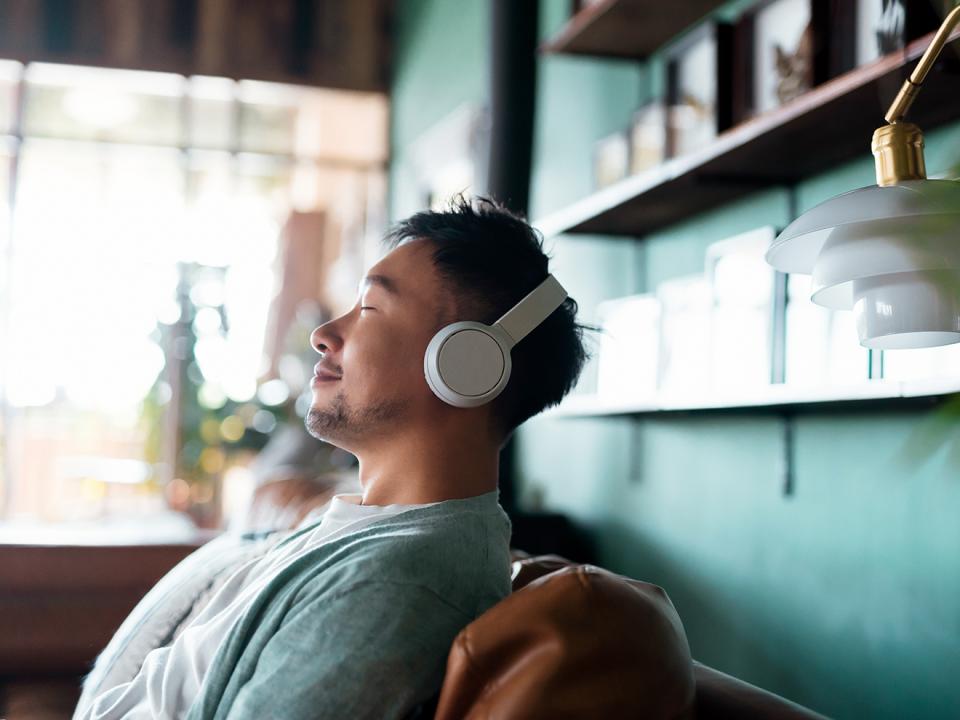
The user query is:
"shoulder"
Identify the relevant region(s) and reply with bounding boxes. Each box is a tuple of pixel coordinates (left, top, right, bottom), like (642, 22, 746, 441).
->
(309, 496, 512, 617)
(380, 496, 510, 573)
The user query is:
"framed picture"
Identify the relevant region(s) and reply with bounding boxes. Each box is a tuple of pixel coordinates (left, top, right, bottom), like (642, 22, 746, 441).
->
(857, 0, 905, 64)
(629, 100, 666, 175)
(729, 0, 947, 123)
(704, 227, 777, 392)
(595, 294, 661, 400)
(733, 0, 818, 121)
(593, 130, 630, 189)
(401, 103, 490, 216)
(664, 22, 734, 158)
(732, 0, 870, 124)
(855, 0, 948, 66)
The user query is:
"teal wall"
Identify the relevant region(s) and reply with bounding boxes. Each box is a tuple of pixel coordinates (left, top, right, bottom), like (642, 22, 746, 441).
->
(389, 2, 960, 718)
(388, 0, 488, 217)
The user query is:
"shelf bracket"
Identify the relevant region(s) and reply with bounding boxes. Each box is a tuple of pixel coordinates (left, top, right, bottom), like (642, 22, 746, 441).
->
(780, 413, 795, 497)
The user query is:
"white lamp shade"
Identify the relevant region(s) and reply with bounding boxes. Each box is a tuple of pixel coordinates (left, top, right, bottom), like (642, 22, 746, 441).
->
(766, 180, 960, 273)
(810, 215, 960, 309)
(766, 179, 960, 349)
(854, 270, 960, 349)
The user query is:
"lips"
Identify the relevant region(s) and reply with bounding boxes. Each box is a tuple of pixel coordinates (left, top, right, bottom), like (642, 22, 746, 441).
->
(313, 362, 342, 381)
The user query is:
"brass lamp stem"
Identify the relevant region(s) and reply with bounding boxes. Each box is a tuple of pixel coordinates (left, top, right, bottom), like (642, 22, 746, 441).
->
(885, 4, 960, 124)
(873, 5, 960, 186)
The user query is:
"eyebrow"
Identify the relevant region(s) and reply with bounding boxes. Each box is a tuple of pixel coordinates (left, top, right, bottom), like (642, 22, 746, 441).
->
(360, 274, 400, 296)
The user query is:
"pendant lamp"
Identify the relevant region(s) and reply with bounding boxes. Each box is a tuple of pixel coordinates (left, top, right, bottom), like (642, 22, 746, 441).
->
(766, 7, 960, 349)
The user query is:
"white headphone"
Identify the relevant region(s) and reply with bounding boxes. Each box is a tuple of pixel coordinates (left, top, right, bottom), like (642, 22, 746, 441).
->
(424, 274, 568, 408)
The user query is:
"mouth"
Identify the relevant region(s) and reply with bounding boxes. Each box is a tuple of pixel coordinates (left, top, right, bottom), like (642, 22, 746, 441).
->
(312, 362, 342, 385)
(311, 373, 341, 387)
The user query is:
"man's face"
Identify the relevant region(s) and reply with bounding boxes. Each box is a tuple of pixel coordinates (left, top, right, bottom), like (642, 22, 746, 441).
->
(305, 239, 454, 449)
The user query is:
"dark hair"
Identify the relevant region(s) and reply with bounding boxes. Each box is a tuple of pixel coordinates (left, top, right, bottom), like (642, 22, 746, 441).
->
(384, 195, 590, 438)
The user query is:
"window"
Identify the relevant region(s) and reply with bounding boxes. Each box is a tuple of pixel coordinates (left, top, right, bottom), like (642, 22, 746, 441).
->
(0, 62, 386, 536)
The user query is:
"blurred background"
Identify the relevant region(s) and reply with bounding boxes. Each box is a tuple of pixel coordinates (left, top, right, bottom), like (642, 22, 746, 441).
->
(0, 0, 390, 537)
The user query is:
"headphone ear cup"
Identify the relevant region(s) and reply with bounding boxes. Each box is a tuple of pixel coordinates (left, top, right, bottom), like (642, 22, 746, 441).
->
(424, 322, 512, 408)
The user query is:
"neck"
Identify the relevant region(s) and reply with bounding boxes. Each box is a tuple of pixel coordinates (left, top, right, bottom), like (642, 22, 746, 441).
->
(354, 423, 500, 506)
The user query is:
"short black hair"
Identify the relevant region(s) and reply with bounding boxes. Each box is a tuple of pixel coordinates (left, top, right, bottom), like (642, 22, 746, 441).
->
(384, 195, 590, 439)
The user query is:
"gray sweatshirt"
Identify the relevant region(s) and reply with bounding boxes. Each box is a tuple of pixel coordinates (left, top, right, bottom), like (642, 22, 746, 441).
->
(185, 490, 512, 719)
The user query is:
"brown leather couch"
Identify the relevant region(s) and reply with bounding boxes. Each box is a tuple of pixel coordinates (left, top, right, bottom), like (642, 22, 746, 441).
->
(429, 553, 828, 719)
(0, 479, 830, 719)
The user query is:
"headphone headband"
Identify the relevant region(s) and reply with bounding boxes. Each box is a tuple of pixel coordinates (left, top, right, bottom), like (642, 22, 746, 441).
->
(423, 273, 569, 408)
(493, 274, 568, 348)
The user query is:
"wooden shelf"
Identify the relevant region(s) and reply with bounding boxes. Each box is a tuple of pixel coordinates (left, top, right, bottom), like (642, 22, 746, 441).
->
(534, 29, 960, 240)
(545, 379, 960, 418)
(541, 0, 727, 59)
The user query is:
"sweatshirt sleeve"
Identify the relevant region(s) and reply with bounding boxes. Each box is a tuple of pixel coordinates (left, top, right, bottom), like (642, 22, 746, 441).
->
(214, 580, 472, 720)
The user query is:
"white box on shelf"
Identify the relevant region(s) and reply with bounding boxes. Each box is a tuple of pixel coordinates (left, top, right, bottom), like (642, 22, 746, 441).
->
(882, 342, 960, 382)
(705, 226, 777, 392)
(629, 101, 667, 176)
(827, 310, 871, 384)
(595, 293, 660, 401)
(593, 131, 630, 190)
(784, 273, 828, 386)
(656, 274, 713, 399)
(785, 274, 870, 387)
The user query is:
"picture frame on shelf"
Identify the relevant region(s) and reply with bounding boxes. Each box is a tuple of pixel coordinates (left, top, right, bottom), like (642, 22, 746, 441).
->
(628, 100, 667, 176)
(731, 0, 884, 125)
(402, 103, 490, 217)
(729, 0, 946, 124)
(664, 21, 734, 159)
(855, 0, 948, 67)
(857, 0, 907, 64)
(595, 294, 661, 401)
(733, 0, 819, 122)
(593, 129, 630, 190)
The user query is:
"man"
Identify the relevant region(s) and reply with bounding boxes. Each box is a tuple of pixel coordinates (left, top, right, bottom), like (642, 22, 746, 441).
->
(78, 197, 588, 719)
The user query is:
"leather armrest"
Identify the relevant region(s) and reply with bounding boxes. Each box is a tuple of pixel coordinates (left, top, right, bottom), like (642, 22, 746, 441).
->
(436, 564, 695, 720)
(693, 662, 829, 720)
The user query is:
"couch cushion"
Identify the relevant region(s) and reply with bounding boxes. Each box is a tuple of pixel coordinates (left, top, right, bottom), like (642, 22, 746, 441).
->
(434, 563, 695, 720)
(73, 532, 283, 716)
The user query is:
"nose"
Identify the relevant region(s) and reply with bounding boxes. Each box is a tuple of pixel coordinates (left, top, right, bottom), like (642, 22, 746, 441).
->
(310, 319, 343, 356)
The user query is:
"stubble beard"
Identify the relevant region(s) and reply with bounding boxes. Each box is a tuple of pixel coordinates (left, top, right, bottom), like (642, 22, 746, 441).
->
(304, 388, 408, 446)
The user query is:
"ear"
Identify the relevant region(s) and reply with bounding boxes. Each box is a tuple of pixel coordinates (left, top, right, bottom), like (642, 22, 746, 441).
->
(774, 45, 788, 70)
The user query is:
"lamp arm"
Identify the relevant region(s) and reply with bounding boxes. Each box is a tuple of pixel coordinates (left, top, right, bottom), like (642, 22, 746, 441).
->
(885, 5, 960, 124)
